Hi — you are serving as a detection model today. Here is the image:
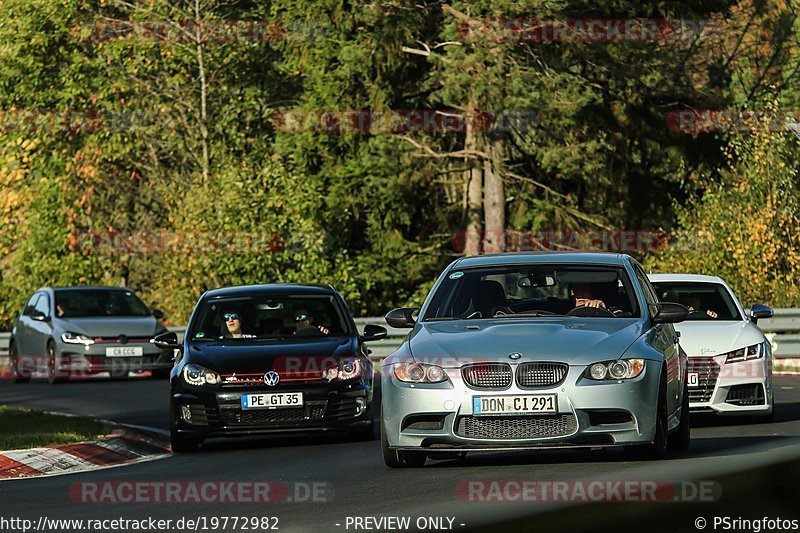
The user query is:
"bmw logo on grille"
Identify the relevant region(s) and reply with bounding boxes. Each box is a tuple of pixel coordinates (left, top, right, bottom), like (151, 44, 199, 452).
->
(263, 371, 280, 386)
(508, 352, 522, 360)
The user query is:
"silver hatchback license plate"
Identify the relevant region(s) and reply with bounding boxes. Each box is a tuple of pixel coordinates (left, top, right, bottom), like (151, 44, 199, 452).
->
(473, 394, 557, 415)
(106, 346, 143, 357)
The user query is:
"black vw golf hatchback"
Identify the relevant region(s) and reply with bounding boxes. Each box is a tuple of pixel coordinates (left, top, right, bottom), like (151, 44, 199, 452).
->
(156, 284, 386, 452)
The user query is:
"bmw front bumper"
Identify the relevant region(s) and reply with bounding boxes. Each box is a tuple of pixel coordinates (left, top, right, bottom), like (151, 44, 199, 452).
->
(381, 360, 663, 451)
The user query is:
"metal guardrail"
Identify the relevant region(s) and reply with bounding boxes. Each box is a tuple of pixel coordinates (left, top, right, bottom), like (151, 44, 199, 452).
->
(2, 309, 800, 360)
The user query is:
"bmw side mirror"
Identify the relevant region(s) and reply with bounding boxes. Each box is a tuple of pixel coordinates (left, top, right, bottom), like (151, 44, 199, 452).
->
(30, 311, 49, 322)
(652, 302, 689, 324)
(152, 308, 165, 320)
(749, 304, 773, 324)
(362, 324, 388, 342)
(152, 331, 180, 349)
(385, 307, 417, 329)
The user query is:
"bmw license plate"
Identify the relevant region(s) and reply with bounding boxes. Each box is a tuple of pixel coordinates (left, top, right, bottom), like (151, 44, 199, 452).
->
(106, 346, 143, 357)
(473, 394, 557, 415)
(241, 392, 303, 410)
(688, 373, 700, 387)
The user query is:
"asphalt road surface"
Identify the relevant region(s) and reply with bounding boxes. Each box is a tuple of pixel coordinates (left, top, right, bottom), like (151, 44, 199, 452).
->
(0, 375, 799, 532)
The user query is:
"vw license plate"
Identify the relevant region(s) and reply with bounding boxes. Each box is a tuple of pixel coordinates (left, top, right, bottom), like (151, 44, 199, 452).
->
(241, 392, 303, 410)
(473, 394, 557, 415)
(688, 372, 699, 387)
(106, 346, 143, 357)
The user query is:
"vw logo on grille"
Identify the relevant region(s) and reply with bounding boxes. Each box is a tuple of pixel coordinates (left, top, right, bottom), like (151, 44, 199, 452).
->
(508, 352, 522, 360)
(263, 371, 280, 386)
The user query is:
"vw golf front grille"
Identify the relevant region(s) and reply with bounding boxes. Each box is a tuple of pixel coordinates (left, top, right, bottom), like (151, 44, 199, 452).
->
(220, 400, 327, 425)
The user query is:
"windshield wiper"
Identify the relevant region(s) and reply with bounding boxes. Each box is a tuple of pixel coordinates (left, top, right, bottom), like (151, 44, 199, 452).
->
(423, 317, 459, 322)
(494, 311, 563, 317)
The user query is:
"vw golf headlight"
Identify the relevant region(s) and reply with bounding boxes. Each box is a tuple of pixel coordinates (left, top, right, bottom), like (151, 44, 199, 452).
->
(393, 363, 447, 384)
(584, 359, 645, 381)
(61, 332, 95, 345)
(182, 364, 221, 387)
(724, 343, 764, 363)
(323, 359, 363, 381)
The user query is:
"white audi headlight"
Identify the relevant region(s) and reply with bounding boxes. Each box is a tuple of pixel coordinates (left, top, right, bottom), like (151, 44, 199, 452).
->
(724, 343, 764, 363)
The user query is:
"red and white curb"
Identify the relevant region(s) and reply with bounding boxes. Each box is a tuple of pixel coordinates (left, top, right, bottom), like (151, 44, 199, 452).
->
(0, 426, 170, 480)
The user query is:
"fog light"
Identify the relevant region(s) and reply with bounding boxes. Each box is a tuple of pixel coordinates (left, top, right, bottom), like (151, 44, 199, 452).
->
(355, 397, 367, 416)
(180, 405, 192, 422)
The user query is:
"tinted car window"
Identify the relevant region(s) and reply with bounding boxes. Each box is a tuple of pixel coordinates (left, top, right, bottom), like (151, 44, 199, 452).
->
(189, 294, 351, 341)
(424, 264, 640, 319)
(54, 289, 151, 317)
(22, 294, 40, 316)
(651, 282, 742, 321)
(34, 293, 50, 316)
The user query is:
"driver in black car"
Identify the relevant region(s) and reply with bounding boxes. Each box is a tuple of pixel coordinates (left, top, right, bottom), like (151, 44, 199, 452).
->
(570, 283, 607, 309)
(293, 308, 330, 336)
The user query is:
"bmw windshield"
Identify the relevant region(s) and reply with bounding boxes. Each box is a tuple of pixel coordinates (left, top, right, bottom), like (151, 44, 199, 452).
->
(423, 264, 641, 320)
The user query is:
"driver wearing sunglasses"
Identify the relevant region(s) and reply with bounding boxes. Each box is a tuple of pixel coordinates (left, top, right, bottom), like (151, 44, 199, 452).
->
(223, 311, 256, 339)
(293, 309, 330, 336)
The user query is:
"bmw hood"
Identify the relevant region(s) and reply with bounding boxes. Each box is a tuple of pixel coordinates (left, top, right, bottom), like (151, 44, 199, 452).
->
(674, 321, 765, 357)
(58, 316, 161, 337)
(405, 318, 645, 368)
(185, 337, 356, 374)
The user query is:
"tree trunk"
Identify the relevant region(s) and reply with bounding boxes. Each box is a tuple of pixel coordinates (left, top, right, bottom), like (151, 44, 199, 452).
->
(194, 0, 210, 186)
(483, 140, 505, 253)
(464, 118, 482, 256)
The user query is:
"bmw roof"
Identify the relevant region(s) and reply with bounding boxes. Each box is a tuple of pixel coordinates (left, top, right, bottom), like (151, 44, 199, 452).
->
(453, 251, 632, 268)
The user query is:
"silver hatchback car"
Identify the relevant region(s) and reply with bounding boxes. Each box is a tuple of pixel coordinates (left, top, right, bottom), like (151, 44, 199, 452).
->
(9, 287, 172, 383)
(381, 252, 690, 467)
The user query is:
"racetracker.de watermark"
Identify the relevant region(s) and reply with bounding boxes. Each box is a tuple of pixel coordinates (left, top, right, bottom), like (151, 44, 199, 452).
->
(457, 18, 715, 43)
(70, 480, 330, 504)
(76, 19, 327, 44)
(69, 230, 295, 255)
(0, 109, 135, 134)
(271, 109, 536, 134)
(451, 229, 708, 254)
(458, 480, 721, 503)
(667, 110, 800, 134)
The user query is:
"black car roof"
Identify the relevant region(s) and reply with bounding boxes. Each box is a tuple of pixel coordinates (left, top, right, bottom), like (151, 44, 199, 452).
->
(44, 286, 137, 292)
(203, 284, 337, 299)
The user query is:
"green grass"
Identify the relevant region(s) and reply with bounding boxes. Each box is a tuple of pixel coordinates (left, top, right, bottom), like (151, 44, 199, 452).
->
(0, 406, 113, 451)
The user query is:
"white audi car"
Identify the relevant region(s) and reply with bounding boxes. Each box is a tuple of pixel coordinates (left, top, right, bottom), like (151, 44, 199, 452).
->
(648, 274, 774, 419)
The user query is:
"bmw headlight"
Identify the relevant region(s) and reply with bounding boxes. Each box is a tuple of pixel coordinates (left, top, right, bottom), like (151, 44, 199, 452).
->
(182, 364, 221, 387)
(584, 359, 645, 381)
(323, 359, 363, 381)
(725, 343, 764, 363)
(393, 363, 447, 383)
(61, 332, 95, 345)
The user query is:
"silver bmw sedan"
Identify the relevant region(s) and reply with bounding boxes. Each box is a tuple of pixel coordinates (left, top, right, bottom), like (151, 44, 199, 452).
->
(380, 252, 690, 467)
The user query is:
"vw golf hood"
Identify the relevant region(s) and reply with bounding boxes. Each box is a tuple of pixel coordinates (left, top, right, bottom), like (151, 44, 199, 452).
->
(405, 318, 645, 368)
(186, 336, 356, 374)
(673, 320, 766, 357)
